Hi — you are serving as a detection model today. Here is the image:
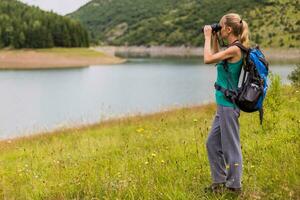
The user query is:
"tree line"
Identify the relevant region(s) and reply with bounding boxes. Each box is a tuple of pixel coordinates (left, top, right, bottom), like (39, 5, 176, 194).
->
(0, 0, 89, 48)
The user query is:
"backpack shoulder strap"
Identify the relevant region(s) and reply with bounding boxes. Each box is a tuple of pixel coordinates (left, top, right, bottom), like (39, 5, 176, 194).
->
(225, 42, 249, 63)
(227, 42, 251, 71)
(230, 42, 249, 53)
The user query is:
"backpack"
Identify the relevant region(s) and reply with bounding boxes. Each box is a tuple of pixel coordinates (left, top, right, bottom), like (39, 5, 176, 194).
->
(214, 43, 269, 124)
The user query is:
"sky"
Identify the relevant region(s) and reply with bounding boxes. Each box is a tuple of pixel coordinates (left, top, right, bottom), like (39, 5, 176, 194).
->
(19, 0, 91, 15)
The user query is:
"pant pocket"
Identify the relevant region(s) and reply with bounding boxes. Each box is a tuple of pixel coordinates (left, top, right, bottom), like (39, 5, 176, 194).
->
(234, 107, 240, 118)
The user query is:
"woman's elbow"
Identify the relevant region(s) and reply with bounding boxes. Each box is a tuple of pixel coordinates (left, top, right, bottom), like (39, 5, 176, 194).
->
(203, 54, 214, 64)
(204, 58, 213, 64)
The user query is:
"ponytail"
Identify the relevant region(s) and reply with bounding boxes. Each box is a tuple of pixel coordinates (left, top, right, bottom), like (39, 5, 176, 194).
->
(240, 20, 250, 48)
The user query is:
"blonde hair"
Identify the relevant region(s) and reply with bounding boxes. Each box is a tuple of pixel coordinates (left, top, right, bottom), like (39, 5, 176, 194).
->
(221, 13, 250, 48)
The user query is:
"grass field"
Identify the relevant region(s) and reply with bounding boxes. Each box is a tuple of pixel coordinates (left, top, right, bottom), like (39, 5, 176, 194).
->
(0, 75, 299, 199)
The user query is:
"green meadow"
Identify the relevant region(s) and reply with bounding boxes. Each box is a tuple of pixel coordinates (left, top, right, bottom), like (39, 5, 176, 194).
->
(0, 75, 299, 199)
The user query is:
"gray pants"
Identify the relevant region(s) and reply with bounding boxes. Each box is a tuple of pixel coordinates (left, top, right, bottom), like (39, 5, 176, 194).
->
(206, 105, 242, 188)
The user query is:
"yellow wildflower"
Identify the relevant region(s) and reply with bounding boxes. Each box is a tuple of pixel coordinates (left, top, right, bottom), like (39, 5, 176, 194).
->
(136, 128, 145, 133)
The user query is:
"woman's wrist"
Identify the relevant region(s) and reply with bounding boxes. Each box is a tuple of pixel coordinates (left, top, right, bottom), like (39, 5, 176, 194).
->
(204, 37, 211, 51)
(205, 34, 211, 40)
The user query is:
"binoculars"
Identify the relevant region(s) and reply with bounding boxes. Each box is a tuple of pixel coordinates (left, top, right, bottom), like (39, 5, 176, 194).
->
(201, 23, 222, 33)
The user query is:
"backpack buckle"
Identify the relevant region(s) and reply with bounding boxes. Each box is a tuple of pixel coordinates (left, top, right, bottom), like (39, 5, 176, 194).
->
(224, 89, 230, 97)
(225, 89, 237, 99)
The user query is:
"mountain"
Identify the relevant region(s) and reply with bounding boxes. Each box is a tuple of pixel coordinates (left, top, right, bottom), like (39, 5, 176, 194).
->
(0, 0, 89, 48)
(69, 0, 299, 48)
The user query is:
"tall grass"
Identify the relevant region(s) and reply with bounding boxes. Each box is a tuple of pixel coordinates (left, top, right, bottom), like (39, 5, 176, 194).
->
(0, 75, 299, 199)
(288, 64, 300, 87)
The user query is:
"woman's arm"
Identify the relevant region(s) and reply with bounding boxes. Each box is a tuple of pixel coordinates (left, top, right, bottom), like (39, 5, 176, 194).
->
(203, 26, 238, 64)
(212, 34, 220, 54)
(204, 46, 238, 64)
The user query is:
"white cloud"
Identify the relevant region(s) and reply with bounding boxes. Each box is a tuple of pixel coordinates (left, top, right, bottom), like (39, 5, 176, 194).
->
(19, 0, 91, 15)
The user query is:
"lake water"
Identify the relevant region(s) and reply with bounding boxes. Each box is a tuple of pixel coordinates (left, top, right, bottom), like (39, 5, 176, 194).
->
(0, 58, 295, 139)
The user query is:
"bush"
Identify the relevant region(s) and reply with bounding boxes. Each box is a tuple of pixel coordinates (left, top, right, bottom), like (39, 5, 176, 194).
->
(263, 73, 283, 132)
(288, 64, 300, 87)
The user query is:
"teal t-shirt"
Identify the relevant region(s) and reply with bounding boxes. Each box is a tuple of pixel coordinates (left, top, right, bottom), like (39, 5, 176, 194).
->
(215, 58, 243, 107)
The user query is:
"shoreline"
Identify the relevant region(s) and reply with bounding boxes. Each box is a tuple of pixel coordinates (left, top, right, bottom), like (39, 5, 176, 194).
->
(0, 102, 215, 145)
(0, 46, 298, 70)
(0, 48, 126, 69)
(93, 46, 300, 63)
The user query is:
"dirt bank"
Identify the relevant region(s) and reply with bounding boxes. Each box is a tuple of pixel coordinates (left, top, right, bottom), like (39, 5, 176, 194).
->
(0, 48, 126, 69)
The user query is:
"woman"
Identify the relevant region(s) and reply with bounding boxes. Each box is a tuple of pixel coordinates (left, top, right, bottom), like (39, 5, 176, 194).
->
(203, 13, 250, 193)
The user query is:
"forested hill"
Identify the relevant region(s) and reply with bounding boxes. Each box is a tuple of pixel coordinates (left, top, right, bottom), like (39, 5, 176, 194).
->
(0, 0, 89, 48)
(69, 0, 299, 48)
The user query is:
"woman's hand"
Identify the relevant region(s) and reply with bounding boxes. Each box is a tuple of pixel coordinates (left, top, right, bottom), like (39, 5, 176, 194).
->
(203, 25, 212, 39)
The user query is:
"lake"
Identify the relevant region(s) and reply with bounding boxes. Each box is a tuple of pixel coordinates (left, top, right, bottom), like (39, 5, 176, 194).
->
(0, 58, 295, 139)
